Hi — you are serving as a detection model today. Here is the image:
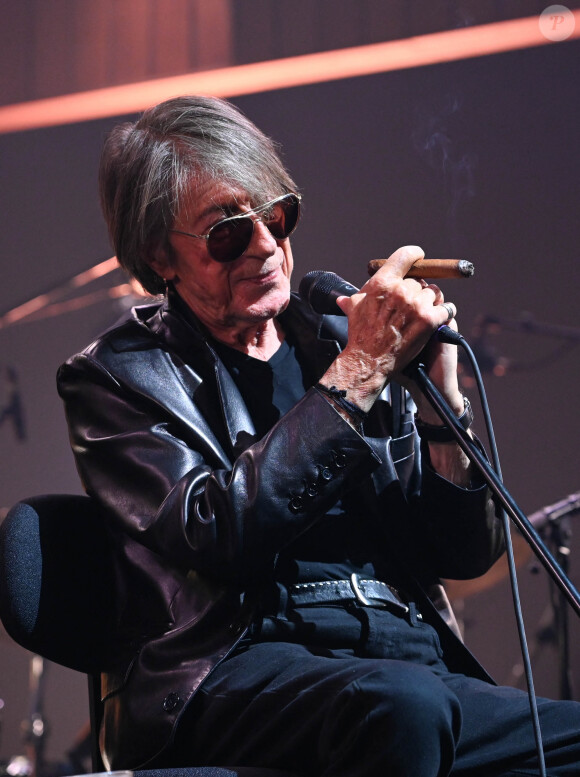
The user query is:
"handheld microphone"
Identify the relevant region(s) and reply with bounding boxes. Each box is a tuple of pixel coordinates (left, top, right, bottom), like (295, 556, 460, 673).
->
(298, 270, 357, 316)
(298, 270, 463, 344)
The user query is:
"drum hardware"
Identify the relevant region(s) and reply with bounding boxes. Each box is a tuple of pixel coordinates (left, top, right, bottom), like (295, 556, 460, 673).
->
(511, 493, 580, 700)
(2, 656, 47, 777)
(446, 492, 580, 700)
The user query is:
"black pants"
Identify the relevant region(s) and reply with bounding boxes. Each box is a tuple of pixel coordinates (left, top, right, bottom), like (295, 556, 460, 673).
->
(172, 603, 580, 777)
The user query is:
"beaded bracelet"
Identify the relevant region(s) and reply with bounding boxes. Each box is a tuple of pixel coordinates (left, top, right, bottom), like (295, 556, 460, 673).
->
(315, 383, 367, 429)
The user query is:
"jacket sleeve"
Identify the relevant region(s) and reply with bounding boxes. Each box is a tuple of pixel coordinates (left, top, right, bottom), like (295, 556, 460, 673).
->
(362, 394, 504, 582)
(410, 452, 504, 581)
(57, 352, 382, 584)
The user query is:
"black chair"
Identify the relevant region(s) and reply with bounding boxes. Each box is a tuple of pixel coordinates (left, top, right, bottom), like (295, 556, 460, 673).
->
(0, 495, 297, 777)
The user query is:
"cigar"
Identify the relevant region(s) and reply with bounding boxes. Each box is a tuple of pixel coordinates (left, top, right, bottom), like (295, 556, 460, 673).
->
(367, 258, 475, 279)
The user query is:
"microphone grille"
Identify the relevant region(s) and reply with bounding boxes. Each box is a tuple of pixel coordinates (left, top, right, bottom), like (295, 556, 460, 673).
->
(299, 270, 344, 308)
(298, 270, 324, 301)
(299, 270, 359, 315)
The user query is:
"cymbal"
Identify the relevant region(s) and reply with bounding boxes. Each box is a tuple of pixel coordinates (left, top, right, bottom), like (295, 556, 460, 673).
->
(443, 491, 580, 600)
(443, 531, 532, 601)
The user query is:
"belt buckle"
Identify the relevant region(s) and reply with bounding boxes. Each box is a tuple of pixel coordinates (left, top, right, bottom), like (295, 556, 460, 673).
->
(349, 573, 373, 606)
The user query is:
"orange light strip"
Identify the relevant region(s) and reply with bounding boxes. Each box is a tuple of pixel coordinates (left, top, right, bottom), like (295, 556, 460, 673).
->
(0, 257, 118, 329)
(0, 285, 136, 327)
(0, 12, 578, 134)
(70, 256, 118, 287)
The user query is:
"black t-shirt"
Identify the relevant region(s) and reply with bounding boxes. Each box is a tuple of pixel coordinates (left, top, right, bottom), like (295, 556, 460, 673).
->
(211, 335, 307, 440)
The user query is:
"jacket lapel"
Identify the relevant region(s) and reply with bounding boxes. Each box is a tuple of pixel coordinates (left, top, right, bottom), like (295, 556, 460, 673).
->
(213, 358, 258, 458)
(146, 294, 258, 460)
(106, 321, 233, 467)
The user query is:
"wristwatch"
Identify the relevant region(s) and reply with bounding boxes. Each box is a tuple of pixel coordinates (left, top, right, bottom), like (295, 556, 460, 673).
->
(414, 396, 474, 443)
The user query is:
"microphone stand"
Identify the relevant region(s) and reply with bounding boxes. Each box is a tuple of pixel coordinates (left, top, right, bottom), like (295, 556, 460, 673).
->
(405, 357, 580, 617)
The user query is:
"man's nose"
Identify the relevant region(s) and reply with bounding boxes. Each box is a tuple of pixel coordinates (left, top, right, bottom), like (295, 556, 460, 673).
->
(247, 218, 278, 257)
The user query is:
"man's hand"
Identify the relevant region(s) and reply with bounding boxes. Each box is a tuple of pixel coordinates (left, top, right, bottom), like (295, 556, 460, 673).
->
(321, 245, 457, 413)
(319, 245, 473, 486)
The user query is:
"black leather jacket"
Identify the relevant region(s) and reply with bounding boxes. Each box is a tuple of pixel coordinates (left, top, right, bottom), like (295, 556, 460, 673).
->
(57, 290, 503, 770)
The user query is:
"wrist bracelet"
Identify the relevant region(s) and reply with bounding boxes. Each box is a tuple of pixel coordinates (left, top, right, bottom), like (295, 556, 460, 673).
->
(415, 396, 474, 442)
(315, 383, 367, 428)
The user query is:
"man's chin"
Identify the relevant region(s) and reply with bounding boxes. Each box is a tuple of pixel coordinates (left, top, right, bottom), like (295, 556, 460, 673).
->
(245, 288, 291, 321)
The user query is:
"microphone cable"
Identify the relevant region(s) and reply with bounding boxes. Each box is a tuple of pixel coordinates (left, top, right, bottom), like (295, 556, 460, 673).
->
(300, 268, 555, 773)
(439, 326, 547, 776)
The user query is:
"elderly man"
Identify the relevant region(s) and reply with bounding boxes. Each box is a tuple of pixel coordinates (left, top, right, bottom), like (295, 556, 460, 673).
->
(58, 95, 580, 776)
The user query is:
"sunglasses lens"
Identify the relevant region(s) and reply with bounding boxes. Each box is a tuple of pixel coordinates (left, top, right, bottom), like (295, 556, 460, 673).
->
(208, 216, 254, 262)
(265, 194, 300, 239)
(207, 194, 301, 263)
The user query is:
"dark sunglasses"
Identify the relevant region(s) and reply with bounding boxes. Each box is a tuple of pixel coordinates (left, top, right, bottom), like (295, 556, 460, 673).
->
(170, 192, 302, 263)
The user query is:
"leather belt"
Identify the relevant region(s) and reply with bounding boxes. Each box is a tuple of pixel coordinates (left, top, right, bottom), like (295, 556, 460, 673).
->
(288, 574, 421, 619)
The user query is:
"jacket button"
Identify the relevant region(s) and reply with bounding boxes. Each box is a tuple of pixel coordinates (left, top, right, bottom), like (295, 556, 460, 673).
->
(163, 692, 181, 713)
(320, 467, 333, 481)
(289, 495, 305, 513)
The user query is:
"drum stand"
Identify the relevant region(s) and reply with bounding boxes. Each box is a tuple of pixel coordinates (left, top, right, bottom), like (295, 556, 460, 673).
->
(508, 498, 579, 700)
(4, 656, 47, 777)
(544, 512, 574, 700)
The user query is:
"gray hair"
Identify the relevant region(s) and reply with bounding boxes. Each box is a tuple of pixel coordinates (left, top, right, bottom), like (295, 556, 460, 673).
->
(99, 96, 298, 294)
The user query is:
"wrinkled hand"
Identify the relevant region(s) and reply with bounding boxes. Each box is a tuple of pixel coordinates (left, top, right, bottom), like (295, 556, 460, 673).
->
(322, 245, 461, 416)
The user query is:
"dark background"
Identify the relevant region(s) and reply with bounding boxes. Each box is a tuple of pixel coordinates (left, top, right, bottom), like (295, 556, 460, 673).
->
(1, 35, 579, 768)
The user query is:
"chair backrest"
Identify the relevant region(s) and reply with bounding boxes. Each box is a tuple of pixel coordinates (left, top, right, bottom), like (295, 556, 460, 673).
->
(0, 496, 301, 777)
(0, 494, 116, 675)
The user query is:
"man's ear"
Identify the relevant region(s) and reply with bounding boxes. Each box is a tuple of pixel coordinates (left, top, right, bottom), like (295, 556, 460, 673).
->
(148, 246, 176, 281)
